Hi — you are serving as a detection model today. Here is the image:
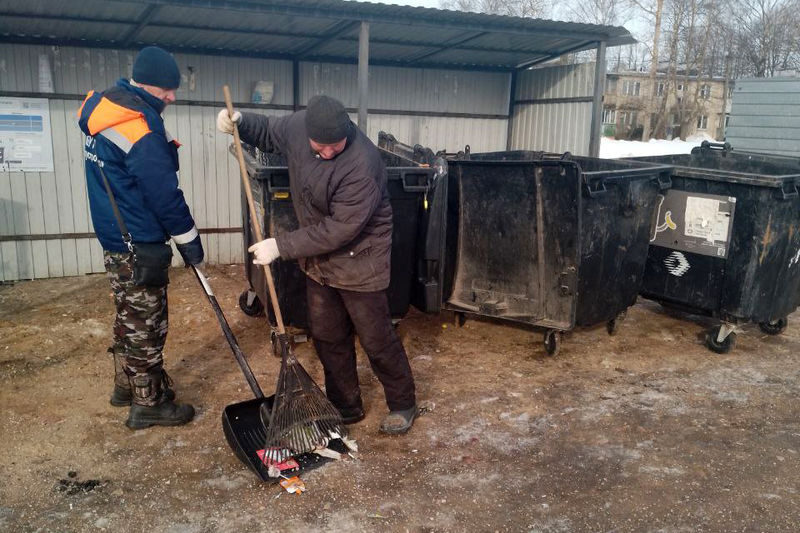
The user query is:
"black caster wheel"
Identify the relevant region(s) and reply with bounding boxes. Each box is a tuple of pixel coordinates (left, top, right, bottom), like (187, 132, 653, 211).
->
(454, 312, 467, 327)
(758, 317, 787, 335)
(606, 311, 626, 336)
(238, 290, 264, 317)
(543, 330, 561, 356)
(706, 325, 736, 354)
(270, 330, 280, 358)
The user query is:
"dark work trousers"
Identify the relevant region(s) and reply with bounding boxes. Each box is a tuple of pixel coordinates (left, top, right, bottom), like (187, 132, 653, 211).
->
(306, 276, 416, 412)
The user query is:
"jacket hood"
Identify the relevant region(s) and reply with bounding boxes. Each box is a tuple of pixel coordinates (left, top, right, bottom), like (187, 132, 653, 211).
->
(78, 79, 163, 137)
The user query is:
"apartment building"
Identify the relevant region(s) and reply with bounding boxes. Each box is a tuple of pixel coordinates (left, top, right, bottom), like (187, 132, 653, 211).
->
(603, 70, 733, 141)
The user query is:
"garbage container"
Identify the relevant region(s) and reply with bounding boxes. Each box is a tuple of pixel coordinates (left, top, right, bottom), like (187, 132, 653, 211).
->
(629, 141, 800, 353)
(233, 142, 436, 336)
(388, 141, 673, 355)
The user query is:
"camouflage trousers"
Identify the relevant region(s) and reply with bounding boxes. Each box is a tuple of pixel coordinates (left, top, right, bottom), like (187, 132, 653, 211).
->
(104, 251, 168, 377)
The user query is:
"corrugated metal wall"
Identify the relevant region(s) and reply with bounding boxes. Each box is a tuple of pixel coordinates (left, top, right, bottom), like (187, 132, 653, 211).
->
(727, 78, 800, 156)
(0, 44, 296, 281)
(301, 62, 510, 153)
(509, 63, 595, 155)
(0, 43, 511, 281)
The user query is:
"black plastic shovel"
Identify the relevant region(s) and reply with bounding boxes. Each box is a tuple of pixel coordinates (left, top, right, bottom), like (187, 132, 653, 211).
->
(190, 265, 343, 482)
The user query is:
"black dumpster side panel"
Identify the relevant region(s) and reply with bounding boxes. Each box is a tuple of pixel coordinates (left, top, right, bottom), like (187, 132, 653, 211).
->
(241, 148, 432, 329)
(539, 164, 580, 329)
(439, 155, 666, 331)
(442, 161, 581, 329)
(642, 247, 725, 313)
(639, 171, 800, 323)
(575, 177, 660, 326)
(446, 163, 542, 322)
(386, 177, 423, 318)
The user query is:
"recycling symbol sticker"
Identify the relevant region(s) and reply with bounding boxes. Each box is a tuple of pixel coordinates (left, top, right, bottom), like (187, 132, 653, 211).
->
(664, 251, 691, 277)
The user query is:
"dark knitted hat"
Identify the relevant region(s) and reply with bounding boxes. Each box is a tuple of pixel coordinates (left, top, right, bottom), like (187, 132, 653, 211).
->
(132, 46, 181, 89)
(305, 95, 352, 144)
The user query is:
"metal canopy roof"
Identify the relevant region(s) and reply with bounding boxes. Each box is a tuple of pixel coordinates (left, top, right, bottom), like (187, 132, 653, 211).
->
(0, 0, 635, 72)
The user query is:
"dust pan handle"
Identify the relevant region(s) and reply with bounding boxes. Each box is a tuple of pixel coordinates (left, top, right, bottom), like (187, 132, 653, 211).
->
(223, 85, 285, 335)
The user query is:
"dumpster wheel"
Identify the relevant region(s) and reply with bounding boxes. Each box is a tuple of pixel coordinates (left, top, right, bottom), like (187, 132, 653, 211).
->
(758, 318, 787, 336)
(269, 330, 280, 358)
(606, 311, 627, 336)
(238, 290, 265, 317)
(543, 330, 561, 357)
(705, 325, 736, 354)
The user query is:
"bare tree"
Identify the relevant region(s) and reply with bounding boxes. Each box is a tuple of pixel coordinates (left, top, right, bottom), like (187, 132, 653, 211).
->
(439, 0, 549, 18)
(727, 0, 800, 77)
(627, 0, 664, 139)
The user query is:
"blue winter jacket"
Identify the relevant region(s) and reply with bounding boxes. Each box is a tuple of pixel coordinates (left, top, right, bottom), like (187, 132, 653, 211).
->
(78, 79, 198, 253)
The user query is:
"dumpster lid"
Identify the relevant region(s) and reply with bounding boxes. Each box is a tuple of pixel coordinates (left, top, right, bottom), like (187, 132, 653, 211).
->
(452, 150, 674, 184)
(629, 142, 800, 189)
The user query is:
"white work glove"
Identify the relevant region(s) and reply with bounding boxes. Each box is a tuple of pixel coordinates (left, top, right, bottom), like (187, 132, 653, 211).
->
(216, 109, 242, 134)
(248, 238, 281, 265)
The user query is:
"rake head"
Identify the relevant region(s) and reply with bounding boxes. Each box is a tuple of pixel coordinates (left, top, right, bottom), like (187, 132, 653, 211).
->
(260, 335, 346, 463)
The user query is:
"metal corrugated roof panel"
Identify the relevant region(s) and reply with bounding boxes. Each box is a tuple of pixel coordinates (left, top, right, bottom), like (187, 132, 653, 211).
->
(153, 5, 338, 35)
(0, 19, 132, 42)
(0, 0, 144, 20)
(138, 26, 300, 55)
(0, 0, 635, 69)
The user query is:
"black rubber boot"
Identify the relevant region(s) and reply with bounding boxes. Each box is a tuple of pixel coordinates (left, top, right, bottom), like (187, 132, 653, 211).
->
(126, 369, 194, 430)
(109, 350, 175, 407)
(338, 406, 366, 425)
(109, 349, 133, 407)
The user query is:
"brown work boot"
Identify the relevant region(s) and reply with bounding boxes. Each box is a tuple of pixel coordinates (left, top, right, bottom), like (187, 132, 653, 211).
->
(126, 369, 194, 430)
(109, 350, 174, 407)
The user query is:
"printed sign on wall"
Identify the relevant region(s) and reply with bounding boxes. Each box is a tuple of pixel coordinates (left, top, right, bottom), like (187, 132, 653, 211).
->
(0, 97, 54, 172)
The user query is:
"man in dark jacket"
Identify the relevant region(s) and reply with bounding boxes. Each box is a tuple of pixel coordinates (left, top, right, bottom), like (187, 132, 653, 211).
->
(78, 46, 201, 429)
(217, 96, 417, 434)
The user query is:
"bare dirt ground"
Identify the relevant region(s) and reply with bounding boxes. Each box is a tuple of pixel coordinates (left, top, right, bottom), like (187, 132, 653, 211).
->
(1, 265, 799, 533)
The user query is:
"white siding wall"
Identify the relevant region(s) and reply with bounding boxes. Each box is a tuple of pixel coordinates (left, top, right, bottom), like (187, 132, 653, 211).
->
(727, 78, 800, 156)
(509, 63, 595, 155)
(302, 62, 510, 153)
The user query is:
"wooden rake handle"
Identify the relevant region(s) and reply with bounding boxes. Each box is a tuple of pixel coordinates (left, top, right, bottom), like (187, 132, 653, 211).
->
(223, 85, 286, 335)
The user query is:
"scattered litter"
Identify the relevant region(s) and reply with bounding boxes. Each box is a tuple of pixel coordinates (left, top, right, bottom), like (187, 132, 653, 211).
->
(341, 436, 359, 452)
(257, 447, 295, 467)
(314, 447, 343, 460)
(368, 513, 388, 519)
(279, 476, 306, 494)
(418, 400, 435, 414)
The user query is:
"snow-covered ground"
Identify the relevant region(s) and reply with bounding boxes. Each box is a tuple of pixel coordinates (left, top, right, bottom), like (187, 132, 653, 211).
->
(599, 133, 718, 159)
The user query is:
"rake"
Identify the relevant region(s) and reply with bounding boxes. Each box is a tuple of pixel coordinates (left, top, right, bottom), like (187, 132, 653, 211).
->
(223, 85, 346, 463)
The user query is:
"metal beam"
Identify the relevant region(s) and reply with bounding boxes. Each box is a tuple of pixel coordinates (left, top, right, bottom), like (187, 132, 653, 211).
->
(292, 20, 359, 58)
(357, 21, 369, 132)
(514, 40, 596, 70)
(404, 31, 487, 64)
(292, 59, 300, 111)
(121, 4, 160, 47)
(588, 41, 607, 158)
(506, 69, 518, 151)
